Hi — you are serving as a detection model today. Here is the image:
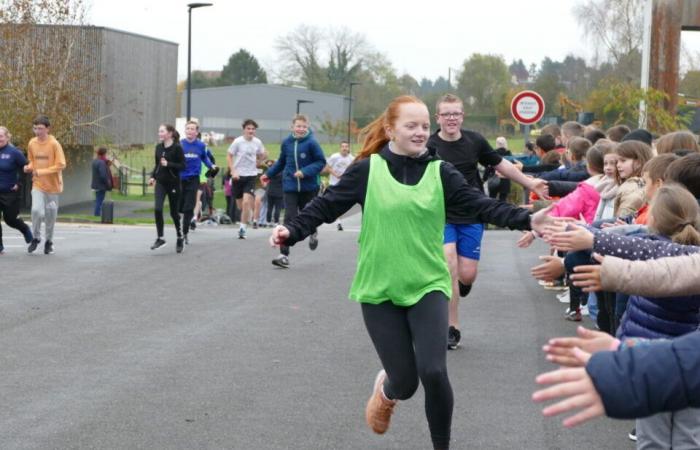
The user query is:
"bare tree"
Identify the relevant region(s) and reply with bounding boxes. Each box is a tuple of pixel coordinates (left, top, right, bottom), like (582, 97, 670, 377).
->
(274, 25, 373, 93)
(573, 0, 644, 81)
(274, 25, 326, 89)
(1, 0, 107, 149)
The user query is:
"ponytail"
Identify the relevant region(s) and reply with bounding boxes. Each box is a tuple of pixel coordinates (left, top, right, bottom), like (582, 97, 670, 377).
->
(649, 183, 700, 245)
(356, 113, 389, 161)
(162, 124, 179, 143)
(355, 95, 426, 161)
(672, 223, 700, 246)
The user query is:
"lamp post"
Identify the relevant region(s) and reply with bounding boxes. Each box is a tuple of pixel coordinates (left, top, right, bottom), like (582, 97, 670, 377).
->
(347, 82, 360, 144)
(186, 2, 213, 121)
(296, 99, 313, 114)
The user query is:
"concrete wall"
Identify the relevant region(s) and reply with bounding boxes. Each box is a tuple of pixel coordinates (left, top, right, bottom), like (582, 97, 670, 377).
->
(182, 84, 348, 143)
(98, 28, 178, 146)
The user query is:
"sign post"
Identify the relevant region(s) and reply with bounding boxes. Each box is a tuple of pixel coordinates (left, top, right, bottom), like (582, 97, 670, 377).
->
(510, 90, 545, 144)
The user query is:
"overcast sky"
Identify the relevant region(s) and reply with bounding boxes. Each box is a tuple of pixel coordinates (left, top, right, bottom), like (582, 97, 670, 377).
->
(88, 0, 700, 82)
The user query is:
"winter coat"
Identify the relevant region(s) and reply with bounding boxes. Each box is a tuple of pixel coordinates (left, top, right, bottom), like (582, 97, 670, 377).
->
(265, 130, 326, 193)
(614, 176, 645, 217)
(91, 158, 112, 191)
(602, 233, 700, 341)
(599, 244, 700, 297)
(538, 161, 589, 182)
(549, 180, 601, 224)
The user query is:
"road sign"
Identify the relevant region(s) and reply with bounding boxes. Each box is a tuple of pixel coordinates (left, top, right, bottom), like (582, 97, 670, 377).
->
(510, 90, 545, 125)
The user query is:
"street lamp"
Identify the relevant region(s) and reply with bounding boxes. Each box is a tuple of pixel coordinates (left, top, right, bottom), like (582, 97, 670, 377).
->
(296, 99, 313, 114)
(347, 82, 361, 144)
(186, 2, 213, 121)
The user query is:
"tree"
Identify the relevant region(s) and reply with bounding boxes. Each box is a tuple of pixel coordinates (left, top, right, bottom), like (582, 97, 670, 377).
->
(274, 25, 370, 94)
(509, 59, 529, 84)
(218, 49, 267, 86)
(0, 0, 98, 148)
(573, 0, 643, 81)
(585, 78, 687, 133)
(274, 24, 326, 90)
(190, 70, 216, 89)
(457, 54, 511, 114)
(531, 57, 565, 115)
(680, 71, 700, 98)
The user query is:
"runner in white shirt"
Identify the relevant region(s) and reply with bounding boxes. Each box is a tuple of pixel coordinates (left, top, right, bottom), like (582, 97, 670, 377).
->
(227, 119, 267, 239)
(325, 141, 354, 230)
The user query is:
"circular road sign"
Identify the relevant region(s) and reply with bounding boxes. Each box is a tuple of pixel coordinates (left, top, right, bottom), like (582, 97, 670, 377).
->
(510, 90, 545, 125)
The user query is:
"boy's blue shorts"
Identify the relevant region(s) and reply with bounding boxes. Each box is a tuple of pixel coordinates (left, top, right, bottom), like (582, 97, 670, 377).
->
(444, 223, 484, 261)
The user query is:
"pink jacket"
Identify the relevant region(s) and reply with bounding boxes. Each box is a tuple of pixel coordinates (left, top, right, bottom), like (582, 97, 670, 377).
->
(549, 182, 601, 224)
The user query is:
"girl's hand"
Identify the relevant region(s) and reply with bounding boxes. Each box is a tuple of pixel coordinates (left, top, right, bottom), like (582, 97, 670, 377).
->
(532, 365, 605, 428)
(270, 225, 290, 247)
(529, 178, 550, 200)
(531, 255, 565, 281)
(517, 231, 536, 248)
(160, 157, 168, 167)
(571, 254, 605, 292)
(148, 178, 155, 186)
(293, 170, 304, 179)
(543, 326, 617, 367)
(260, 174, 270, 184)
(547, 225, 595, 252)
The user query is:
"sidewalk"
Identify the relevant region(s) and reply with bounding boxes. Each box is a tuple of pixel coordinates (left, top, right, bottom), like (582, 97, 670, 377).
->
(59, 200, 154, 221)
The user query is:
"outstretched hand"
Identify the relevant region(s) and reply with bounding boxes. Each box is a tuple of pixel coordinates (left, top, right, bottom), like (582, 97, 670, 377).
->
(546, 225, 595, 252)
(532, 366, 605, 428)
(270, 225, 289, 247)
(531, 255, 565, 281)
(517, 231, 536, 248)
(543, 326, 617, 367)
(571, 254, 605, 292)
(530, 178, 550, 200)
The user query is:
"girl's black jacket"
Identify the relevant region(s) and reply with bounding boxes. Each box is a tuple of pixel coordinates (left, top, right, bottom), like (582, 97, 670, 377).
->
(283, 146, 532, 246)
(151, 142, 186, 185)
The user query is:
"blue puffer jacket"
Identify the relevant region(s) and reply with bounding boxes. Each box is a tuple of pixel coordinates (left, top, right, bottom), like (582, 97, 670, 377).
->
(613, 234, 700, 341)
(266, 130, 326, 193)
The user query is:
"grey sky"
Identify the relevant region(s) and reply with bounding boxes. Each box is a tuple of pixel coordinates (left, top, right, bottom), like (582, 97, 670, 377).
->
(88, 0, 700, 83)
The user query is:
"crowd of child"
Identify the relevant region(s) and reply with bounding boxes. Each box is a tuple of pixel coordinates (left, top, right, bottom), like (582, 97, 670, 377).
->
(514, 121, 700, 448)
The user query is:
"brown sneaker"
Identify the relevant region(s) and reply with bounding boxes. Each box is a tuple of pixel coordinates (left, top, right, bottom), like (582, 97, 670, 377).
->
(365, 370, 397, 434)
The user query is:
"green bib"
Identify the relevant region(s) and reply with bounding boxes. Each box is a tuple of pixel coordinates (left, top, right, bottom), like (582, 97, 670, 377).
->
(349, 153, 452, 307)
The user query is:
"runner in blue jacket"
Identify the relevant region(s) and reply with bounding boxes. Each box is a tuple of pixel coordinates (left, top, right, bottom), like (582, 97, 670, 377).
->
(262, 114, 326, 268)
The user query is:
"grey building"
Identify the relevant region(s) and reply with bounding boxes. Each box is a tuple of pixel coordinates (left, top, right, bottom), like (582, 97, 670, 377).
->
(182, 84, 349, 143)
(0, 24, 177, 205)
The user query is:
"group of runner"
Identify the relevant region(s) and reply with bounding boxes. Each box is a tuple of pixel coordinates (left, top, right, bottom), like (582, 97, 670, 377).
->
(0, 116, 65, 255)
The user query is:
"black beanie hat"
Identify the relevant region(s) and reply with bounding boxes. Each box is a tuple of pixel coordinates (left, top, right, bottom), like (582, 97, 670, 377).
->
(621, 129, 653, 146)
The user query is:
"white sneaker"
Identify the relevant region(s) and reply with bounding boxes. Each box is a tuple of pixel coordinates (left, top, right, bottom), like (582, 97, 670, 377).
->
(558, 291, 570, 304)
(581, 305, 590, 316)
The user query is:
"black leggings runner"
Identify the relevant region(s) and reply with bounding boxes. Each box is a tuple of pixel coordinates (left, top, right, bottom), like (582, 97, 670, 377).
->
(0, 192, 31, 246)
(154, 182, 182, 238)
(280, 190, 317, 256)
(361, 291, 453, 450)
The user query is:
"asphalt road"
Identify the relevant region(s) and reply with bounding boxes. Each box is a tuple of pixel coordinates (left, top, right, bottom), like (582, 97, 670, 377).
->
(0, 214, 633, 450)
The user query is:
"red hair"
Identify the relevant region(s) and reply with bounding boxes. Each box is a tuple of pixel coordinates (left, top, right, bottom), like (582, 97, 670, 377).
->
(356, 96, 425, 161)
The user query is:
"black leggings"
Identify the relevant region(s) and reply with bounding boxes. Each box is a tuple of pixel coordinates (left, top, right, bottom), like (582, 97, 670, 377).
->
(0, 192, 31, 246)
(154, 182, 182, 238)
(281, 190, 317, 256)
(266, 194, 284, 224)
(361, 291, 453, 450)
(179, 177, 199, 236)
